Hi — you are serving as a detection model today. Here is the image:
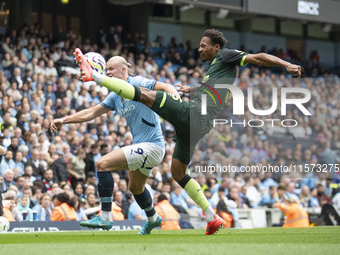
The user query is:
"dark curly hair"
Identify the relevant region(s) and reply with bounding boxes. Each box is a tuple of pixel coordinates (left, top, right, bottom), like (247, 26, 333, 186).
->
(202, 29, 227, 48)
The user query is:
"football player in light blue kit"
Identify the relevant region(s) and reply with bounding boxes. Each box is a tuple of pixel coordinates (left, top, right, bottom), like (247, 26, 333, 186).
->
(50, 56, 179, 234)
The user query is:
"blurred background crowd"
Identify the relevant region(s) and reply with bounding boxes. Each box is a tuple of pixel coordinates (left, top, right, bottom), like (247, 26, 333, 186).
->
(0, 24, 339, 224)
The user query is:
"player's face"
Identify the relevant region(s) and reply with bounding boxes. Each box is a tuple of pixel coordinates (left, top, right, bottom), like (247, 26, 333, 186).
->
(198, 37, 220, 62)
(106, 61, 128, 80)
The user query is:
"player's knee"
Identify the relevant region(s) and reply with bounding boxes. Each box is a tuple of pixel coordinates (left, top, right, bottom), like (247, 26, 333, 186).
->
(171, 170, 185, 182)
(171, 165, 186, 182)
(96, 158, 107, 172)
(129, 182, 144, 195)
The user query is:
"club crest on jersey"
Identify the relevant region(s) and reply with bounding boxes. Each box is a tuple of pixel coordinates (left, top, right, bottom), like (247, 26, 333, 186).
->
(202, 75, 209, 83)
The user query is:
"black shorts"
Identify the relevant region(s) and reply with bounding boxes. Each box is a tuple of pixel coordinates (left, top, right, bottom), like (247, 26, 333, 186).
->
(151, 91, 192, 164)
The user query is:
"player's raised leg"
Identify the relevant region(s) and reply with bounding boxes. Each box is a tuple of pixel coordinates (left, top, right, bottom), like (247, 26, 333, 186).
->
(74, 48, 144, 102)
(75, 48, 183, 114)
(80, 149, 127, 230)
(128, 170, 162, 235)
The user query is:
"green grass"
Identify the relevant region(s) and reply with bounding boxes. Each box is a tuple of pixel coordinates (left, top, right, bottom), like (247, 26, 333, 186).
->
(1, 227, 339, 255)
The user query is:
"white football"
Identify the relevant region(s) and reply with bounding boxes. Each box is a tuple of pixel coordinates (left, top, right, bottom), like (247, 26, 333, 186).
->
(84, 52, 106, 75)
(0, 216, 10, 232)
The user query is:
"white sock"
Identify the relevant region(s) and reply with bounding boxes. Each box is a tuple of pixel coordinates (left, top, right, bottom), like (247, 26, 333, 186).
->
(147, 213, 159, 223)
(204, 206, 215, 222)
(100, 211, 113, 221)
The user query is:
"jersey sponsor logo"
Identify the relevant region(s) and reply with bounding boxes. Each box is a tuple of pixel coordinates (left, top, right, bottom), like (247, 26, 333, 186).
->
(117, 104, 136, 117)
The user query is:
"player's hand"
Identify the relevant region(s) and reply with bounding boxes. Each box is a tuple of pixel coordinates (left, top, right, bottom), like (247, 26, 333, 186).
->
(286, 64, 301, 78)
(50, 119, 64, 133)
(176, 84, 190, 93)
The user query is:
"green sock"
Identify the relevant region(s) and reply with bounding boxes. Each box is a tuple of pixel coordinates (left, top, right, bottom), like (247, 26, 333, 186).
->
(93, 71, 140, 101)
(184, 179, 210, 211)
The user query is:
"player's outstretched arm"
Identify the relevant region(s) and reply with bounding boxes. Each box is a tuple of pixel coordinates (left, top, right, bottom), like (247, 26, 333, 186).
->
(154, 82, 180, 97)
(244, 53, 301, 77)
(50, 104, 109, 133)
(176, 84, 199, 94)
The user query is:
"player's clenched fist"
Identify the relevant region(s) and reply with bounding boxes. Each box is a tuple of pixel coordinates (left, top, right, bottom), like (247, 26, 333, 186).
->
(286, 64, 301, 78)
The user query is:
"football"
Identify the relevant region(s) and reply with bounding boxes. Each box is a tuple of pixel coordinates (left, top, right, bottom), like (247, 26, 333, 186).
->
(0, 216, 10, 232)
(84, 52, 106, 75)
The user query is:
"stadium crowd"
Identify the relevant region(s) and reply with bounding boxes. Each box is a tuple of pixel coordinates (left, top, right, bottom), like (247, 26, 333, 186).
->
(0, 24, 339, 225)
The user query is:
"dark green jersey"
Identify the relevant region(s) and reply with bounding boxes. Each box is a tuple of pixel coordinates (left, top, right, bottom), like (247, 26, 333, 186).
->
(191, 49, 247, 133)
(151, 49, 248, 165)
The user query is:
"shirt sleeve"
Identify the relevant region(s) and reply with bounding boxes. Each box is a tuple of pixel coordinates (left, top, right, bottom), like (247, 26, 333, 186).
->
(101, 92, 116, 111)
(129, 76, 156, 90)
(220, 49, 248, 67)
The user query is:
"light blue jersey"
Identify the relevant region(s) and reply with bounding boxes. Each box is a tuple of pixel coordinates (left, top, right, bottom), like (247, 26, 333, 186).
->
(101, 76, 164, 150)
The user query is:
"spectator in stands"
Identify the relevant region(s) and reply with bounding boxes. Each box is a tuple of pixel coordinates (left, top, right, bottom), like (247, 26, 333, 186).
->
(69, 149, 86, 186)
(14, 151, 25, 176)
(22, 186, 38, 208)
(299, 186, 311, 208)
(73, 182, 85, 199)
(15, 195, 33, 221)
(84, 143, 101, 178)
(128, 196, 146, 220)
(244, 177, 261, 207)
(257, 185, 277, 208)
(85, 193, 99, 210)
(72, 196, 87, 221)
(15, 176, 26, 197)
(7, 137, 19, 155)
(33, 193, 53, 221)
(286, 182, 299, 201)
(114, 190, 129, 219)
(316, 184, 332, 206)
(273, 198, 309, 228)
(2, 197, 22, 221)
(240, 186, 252, 208)
(170, 183, 189, 210)
(309, 188, 320, 207)
(41, 169, 54, 196)
(25, 149, 44, 178)
(155, 193, 181, 230)
(1, 169, 15, 193)
(277, 185, 286, 203)
(49, 151, 68, 186)
(111, 201, 125, 221)
(51, 192, 77, 221)
(0, 150, 16, 176)
(227, 186, 247, 209)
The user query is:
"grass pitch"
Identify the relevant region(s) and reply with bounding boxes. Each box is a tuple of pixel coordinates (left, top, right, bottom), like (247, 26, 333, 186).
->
(1, 227, 339, 255)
